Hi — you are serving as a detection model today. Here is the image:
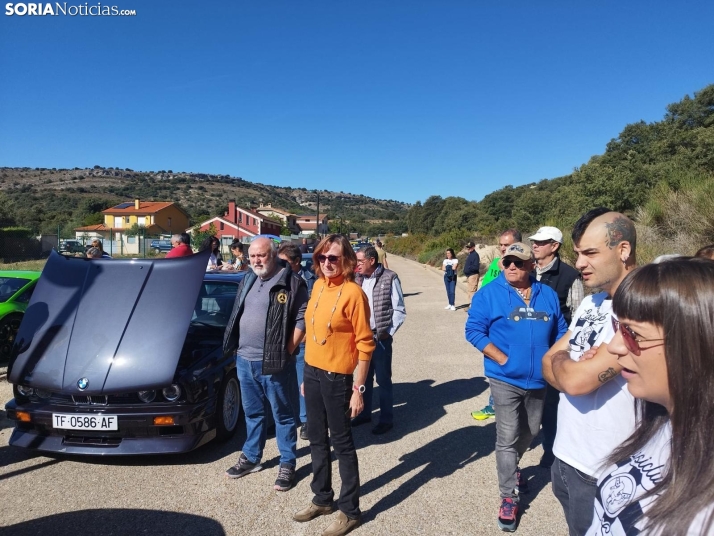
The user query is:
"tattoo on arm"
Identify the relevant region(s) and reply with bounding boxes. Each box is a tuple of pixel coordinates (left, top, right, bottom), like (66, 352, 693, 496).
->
(604, 216, 636, 250)
(598, 367, 618, 383)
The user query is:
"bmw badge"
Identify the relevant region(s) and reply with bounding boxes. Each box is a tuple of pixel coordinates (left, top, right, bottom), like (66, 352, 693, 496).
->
(77, 377, 89, 390)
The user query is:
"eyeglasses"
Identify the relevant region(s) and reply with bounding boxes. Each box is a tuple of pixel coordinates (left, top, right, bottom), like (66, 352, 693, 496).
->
(356, 259, 366, 264)
(502, 259, 525, 269)
(611, 317, 664, 356)
(532, 240, 554, 247)
(317, 254, 341, 264)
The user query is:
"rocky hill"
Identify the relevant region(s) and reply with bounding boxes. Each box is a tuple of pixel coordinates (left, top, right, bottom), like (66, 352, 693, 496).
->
(0, 166, 409, 235)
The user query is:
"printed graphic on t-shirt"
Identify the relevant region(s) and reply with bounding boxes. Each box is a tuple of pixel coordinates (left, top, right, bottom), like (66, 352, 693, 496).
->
(508, 306, 550, 322)
(569, 295, 611, 356)
(588, 424, 671, 536)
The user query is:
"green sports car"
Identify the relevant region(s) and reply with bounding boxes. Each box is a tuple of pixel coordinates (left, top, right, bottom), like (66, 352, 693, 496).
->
(0, 271, 41, 364)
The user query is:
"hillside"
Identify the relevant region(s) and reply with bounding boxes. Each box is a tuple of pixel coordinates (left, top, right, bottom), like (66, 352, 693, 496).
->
(405, 84, 714, 240)
(0, 167, 409, 236)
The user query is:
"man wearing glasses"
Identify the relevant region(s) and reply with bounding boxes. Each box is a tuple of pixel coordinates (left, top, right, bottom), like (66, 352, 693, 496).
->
(528, 226, 583, 469)
(352, 246, 406, 435)
(542, 208, 638, 536)
(466, 242, 567, 532)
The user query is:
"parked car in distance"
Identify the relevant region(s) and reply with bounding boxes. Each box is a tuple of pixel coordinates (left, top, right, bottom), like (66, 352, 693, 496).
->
(301, 253, 314, 273)
(59, 240, 85, 255)
(5, 250, 246, 455)
(151, 239, 173, 254)
(0, 271, 41, 364)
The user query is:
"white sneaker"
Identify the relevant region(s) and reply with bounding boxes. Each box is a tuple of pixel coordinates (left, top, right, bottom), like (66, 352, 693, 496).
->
(449, 305, 456, 311)
(445, 305, 451, 310)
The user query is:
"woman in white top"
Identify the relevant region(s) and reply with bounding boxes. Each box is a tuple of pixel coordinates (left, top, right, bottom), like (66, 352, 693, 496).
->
(442, 248, 458, 310)
(587, 258, 714, 536)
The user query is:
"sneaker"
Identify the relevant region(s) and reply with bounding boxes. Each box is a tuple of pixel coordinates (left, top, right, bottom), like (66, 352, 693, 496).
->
(471, 405, 496, 420)
(225, 453, 262, 479)
(497, 498, 518, 532)
(371, 423, 393, 435)
(321, 511, 361, 536)
(300, 423, 309, 441)
(293, 502, 335, 522)
(516, 470, 529, 494)
(449, 305, 456, 311)
(274, 463, 296, 491)
(444, 305, 452, 310)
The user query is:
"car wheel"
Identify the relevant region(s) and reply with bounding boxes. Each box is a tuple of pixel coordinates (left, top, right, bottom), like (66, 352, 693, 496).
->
(216, 372, 241, 441)
(0, 314, 22, 365)
(513, 315, 520, 322)
(154, 248, 161, 255)
(543, 315, 549, 322)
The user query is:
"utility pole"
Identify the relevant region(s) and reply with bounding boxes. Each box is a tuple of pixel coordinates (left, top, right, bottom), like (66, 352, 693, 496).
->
(315, 191, 320, 239)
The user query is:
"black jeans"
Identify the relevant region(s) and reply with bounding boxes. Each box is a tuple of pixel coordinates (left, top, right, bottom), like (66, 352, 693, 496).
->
(541, 384, 560, 460)
(551, 457, 598, 536)
(304, 363, 360, 519)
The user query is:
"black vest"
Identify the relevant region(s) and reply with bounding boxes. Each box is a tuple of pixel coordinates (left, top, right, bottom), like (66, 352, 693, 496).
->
(535, 257, 580, 325)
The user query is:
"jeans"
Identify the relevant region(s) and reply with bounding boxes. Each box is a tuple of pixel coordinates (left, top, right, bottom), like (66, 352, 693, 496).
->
(541, 384, 560, 461)
(489, 378, 546, 500)
(551, 457, 598, 536)
(304, 363, 360, 519)
(444, 276, 456, 306)
(361, 336, 393, 425)
(295, 342, 307, 423)
(235, 356, 297, 466)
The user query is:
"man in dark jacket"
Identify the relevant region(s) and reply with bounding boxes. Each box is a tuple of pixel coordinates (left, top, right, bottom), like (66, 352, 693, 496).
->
(278, 242, 316, 440)
(223, 237, 308, 492)
(463, 241, 481, 303)
(353, 246, 406, 435)
(528, 226, 583, 468)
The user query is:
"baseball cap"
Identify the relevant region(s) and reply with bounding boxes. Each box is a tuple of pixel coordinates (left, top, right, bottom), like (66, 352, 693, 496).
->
(465, 241, 475, 249)
(503, 242, 533, 261)
(529, 226, 563, 244)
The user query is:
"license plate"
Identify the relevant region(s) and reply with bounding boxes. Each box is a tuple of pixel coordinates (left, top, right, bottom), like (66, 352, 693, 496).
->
(52, 413, 119, 431)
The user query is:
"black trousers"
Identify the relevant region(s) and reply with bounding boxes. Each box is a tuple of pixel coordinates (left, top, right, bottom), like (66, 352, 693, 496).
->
(304, 363, 360, 519)
(541, 384, 560, 459)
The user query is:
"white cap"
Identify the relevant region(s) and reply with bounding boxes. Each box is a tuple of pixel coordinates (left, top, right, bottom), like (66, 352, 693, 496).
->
(529, 226, 563, 244)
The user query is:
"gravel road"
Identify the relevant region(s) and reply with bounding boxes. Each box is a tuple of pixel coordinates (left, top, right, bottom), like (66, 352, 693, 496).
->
(0, 254, 568, 536)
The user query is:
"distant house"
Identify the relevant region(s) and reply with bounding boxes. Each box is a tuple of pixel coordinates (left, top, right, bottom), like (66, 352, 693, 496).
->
(192, 201, 282, 246)
(74, 198, 189, 254)
(295, 213, 329, 237)
(255, 203, 300, 235)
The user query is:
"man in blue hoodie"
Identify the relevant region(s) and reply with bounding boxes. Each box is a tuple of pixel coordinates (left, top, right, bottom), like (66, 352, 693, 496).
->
(466, 242, 567, 532)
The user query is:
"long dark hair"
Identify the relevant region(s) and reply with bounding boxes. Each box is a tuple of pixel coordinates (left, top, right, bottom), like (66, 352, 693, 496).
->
(609, 258, 714, 535)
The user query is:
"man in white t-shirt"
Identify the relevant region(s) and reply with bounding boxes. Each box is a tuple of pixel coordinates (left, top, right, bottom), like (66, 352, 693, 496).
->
(542, 208, 638, 536)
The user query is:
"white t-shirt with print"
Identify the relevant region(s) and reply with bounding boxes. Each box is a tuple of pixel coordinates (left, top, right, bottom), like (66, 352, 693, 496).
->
(553, 292, 637, 477)
(443, 258, 458, 269)
(586, 423, 670, 535)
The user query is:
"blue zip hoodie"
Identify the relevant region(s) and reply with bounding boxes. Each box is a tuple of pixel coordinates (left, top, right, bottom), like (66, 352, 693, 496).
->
(465, 271, 567, 390)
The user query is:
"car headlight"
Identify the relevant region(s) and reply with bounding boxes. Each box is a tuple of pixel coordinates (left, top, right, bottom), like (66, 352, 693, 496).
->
(137, 390, 156, 403)
(17, 385, 34, 397)
(35, 388, 52, 399)
(162, 384, 182, 402)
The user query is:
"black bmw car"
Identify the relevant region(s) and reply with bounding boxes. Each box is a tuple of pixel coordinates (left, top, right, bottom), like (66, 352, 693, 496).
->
(4, 250, 245, 455)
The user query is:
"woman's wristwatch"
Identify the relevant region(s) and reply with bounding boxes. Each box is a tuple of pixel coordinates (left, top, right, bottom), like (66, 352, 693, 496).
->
(353, 384, 366, 394)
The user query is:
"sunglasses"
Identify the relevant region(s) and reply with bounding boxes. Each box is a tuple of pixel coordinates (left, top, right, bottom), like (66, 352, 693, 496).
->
(317, 254, 341, 264)
(532, 240, 554, 247)
(611, 317, 664, 356)
(502, 259, 526, 269)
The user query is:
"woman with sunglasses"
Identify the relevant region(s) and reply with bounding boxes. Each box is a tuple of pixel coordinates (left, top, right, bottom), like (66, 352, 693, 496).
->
(293, 234, 375, 536)
(442, 248, 459, 310)
(586, 258, 714, 536)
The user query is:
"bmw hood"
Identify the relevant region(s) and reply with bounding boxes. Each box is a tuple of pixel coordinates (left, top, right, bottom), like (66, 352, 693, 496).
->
(8, 249, 211, 394)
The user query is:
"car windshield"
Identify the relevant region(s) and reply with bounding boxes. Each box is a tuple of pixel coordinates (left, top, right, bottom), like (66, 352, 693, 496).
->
(0, 277, 30, 303)
(191, 281, 238, 328)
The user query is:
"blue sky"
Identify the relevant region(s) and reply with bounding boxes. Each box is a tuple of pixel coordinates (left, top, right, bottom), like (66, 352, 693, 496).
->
(1, 1, 712, 205)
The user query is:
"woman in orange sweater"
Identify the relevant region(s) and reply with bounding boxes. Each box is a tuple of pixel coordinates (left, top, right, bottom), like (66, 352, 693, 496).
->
(293, 234, 375, 536)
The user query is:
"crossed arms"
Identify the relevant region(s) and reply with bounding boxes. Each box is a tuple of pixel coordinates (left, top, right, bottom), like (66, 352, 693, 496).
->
(542, 331, 622, 396)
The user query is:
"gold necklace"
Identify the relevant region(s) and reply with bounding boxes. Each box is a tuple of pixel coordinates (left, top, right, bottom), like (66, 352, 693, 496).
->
(513, 285, 531, 301)
(311, 280, 346, 345)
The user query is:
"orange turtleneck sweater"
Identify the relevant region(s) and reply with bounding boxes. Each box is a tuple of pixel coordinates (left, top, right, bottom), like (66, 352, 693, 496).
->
(304, 275, 376, 374)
